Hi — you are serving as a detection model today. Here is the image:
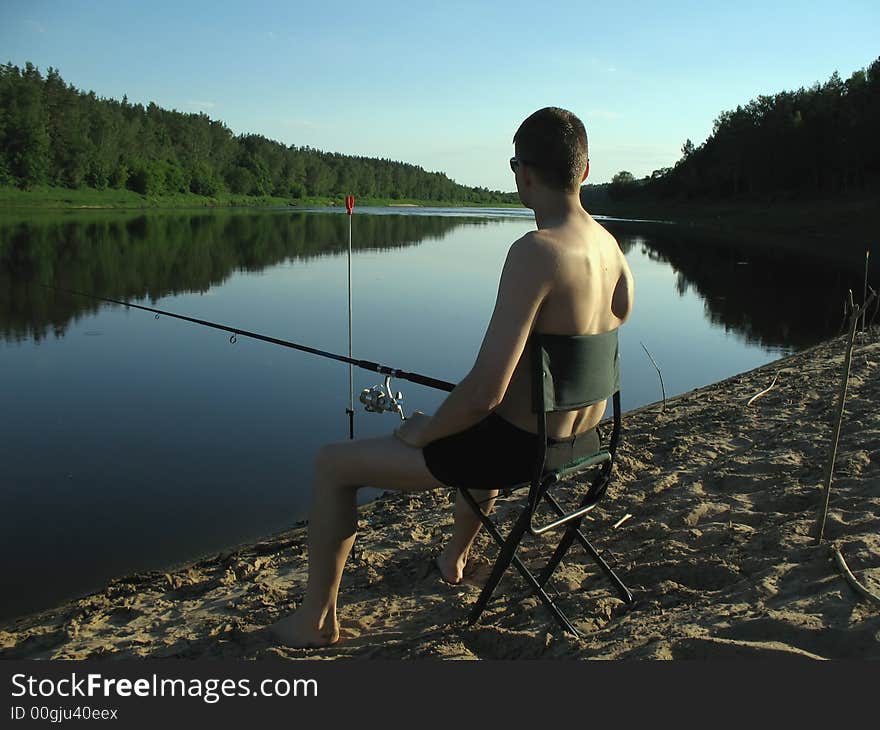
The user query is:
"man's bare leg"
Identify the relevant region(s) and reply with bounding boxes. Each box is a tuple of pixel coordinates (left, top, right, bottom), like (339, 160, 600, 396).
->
(436, 488, 498, 584)
(267, 471, 355, 647)
(268, 433, 442, 648)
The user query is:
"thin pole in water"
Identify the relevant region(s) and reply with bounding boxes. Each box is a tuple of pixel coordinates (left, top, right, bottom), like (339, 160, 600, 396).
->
(862, 249, 870, 333)
(346, 194, 356, 439)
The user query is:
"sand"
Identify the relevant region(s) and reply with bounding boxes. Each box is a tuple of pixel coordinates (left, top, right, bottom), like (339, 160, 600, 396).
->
(2, 329, 878, 660)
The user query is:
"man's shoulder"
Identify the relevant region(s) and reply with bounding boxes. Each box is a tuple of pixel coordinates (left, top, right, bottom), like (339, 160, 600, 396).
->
(520, 222, 613, 254)
(512, 230, 558, 255)
(503, 232, 558, 282)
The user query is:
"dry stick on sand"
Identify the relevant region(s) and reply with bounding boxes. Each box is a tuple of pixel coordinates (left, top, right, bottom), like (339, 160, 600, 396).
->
(746, 373, 779, 407)
(640, 342, 666, 412)
(831, 543, 880, 607)
(817, 290, 877, 544)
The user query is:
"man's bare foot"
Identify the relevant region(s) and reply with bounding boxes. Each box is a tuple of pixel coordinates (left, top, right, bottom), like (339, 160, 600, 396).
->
(435, 547, 468, 585)
(267, 610, 339, 648)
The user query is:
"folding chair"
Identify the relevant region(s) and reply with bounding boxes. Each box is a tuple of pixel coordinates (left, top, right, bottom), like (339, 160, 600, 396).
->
(459, 329, 634, 637)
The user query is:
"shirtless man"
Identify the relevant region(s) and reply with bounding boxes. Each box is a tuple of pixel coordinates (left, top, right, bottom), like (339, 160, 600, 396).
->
(269, 107, 634, 648)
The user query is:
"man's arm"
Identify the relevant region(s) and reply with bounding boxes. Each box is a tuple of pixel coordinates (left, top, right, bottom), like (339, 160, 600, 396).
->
(611, 243, 635, 323)
(395, 234, 552, 448)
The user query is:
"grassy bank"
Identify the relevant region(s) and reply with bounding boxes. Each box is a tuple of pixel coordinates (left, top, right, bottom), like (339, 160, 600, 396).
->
(0, 186, 523, 211)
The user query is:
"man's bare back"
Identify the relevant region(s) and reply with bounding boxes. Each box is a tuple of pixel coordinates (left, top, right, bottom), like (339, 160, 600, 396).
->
(494, 211, 634, 439)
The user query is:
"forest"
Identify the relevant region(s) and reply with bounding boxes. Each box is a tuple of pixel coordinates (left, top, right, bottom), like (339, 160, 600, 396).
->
(0, 63, 518, 205)
(593, 57, 880, 204)
(4, 59, 878, 210)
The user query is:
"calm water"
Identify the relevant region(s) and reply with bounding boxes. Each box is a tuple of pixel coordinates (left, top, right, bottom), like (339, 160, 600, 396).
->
(0, 207, 862, 620)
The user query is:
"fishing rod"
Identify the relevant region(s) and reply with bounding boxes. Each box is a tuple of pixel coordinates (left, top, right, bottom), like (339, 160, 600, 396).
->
(40, 284, 456, 419)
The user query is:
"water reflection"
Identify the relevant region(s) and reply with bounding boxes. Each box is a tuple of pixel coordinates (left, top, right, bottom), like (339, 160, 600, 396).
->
(604, 220, 861, 350)
(0, 209, 490, 343)
(2, 212, 864, 350)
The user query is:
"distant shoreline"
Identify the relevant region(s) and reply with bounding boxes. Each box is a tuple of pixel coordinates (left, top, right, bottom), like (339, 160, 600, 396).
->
(589, 193, 879, 259)
(4, 185, 876, 262)
(0, 185, 525, 212)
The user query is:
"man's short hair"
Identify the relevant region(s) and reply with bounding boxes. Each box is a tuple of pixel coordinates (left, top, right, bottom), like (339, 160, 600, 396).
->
(513, 107, 588, 193)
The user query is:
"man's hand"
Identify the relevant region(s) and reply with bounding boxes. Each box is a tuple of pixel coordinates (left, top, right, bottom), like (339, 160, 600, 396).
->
(393, 411, 431, 449)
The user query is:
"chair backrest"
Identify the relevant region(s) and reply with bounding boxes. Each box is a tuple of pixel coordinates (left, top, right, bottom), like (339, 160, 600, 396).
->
(531, 329, 620, 415)
(528, 329, 622, 513)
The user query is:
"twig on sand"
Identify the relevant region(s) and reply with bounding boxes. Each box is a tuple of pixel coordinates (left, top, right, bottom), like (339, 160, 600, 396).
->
(746, 373, 779, 407)
(831, 543, 880, 607)
(613, 514, 633, 529)
(817, 291, 857, 544)
(640, 342, 667, 412)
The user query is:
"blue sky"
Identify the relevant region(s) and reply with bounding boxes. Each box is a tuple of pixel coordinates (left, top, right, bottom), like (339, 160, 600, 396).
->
(1, 0, 878, 190)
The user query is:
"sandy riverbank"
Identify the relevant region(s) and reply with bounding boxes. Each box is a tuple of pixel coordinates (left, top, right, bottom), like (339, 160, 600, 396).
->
(2, 330, 878, 660)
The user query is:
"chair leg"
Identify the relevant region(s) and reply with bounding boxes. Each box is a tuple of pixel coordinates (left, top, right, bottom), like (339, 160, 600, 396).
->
(465, 507, 528, 626)
(459, 489, 582, 637)
(535, 478, 578, 588)
(540, 493, 634, 604)
(574, 530, 633, 603)
(537, 525, 574, 589)
(536, 489, 591, 588)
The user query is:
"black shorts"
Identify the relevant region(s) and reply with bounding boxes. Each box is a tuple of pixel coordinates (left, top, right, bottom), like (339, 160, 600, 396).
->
(422, 411, 600, 489)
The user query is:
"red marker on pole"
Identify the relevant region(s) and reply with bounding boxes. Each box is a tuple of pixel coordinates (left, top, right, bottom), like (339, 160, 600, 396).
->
(346, 195, 355, 438)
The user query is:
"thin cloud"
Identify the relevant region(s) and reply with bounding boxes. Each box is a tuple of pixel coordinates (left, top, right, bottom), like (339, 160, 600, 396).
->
(586, 57, 617, 74)
(279, 118, 319, 129)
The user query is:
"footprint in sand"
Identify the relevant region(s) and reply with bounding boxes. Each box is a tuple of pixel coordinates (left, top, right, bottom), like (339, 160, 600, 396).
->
(682, 502, 727, 527)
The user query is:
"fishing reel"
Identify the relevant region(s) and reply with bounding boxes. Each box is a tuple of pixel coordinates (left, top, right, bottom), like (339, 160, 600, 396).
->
(360, 375, 407, 420)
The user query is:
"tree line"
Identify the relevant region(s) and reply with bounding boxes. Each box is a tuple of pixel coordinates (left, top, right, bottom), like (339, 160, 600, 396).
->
(594, 57, 880, 203)
(0, 63, 518, 204)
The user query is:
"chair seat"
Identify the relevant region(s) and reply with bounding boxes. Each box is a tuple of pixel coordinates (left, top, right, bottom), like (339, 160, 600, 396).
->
(487, 449, 612, 537)
(494, 448, 611, 495)
(548, 449, 611, 481)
